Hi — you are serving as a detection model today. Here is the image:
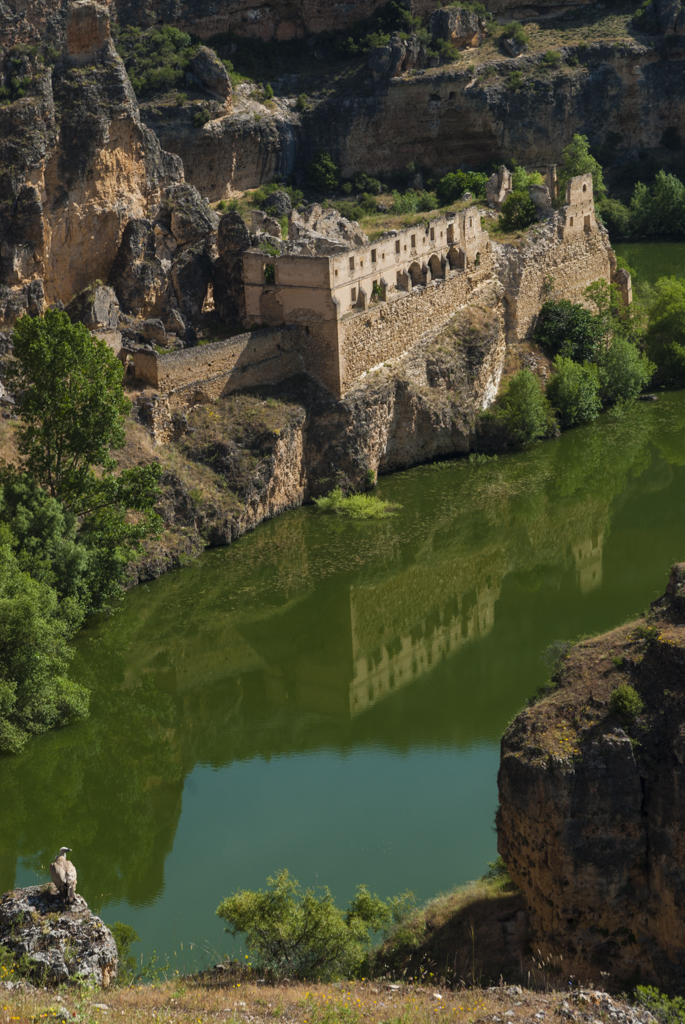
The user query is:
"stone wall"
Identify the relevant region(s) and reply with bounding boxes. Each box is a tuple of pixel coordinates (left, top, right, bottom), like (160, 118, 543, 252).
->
(132, 326, 305, 402)
(339, 254, 495, 392)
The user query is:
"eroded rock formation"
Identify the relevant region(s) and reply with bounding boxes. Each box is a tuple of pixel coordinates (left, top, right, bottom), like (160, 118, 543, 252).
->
(0, 884, 118, 986)
(498, 564, 685, 991)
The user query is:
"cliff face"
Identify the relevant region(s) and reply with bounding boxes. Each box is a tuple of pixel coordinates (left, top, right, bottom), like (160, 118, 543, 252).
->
(498, 564, 685, 992)
(316, 42, 685, 178)
(0, 1, 182, 326)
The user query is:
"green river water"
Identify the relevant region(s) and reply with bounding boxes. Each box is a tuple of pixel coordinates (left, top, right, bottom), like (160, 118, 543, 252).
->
(2, 246, 685, 970)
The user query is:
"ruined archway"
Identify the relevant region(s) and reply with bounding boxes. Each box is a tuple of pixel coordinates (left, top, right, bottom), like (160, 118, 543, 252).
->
(260, 289, 284, 323)
(409, 261, 423, 287)
(428, 253, 444, 280)
(448, 247, 465, 270)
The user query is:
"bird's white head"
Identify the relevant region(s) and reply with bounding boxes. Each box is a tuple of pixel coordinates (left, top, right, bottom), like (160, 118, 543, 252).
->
(57, 847, 72, 857)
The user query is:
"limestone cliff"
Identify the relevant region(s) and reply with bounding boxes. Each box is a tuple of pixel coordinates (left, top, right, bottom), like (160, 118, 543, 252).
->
(498, 564, 685, 992)
(0, 1, 183, 327)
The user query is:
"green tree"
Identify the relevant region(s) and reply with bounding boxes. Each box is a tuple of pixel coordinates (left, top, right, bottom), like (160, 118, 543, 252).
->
(0, 530, 88, 754)
(216, 870, 411, 980)
(499, 190, 537, 232)
(497, 369, 552, 444)
(533, 299, 602, 361)
(7, 311, 130, 508)
(308, 150, 340, 192)
(630, 170, 685, 237)
(595, 336, 654, 405)
(5, 312, 162, 605)
(644, 276, 685, 387)
(557, 133, 606, 200)
(546, 356, 602, 428)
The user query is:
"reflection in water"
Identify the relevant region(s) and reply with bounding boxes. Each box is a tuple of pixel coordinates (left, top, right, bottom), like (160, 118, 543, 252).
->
(2, 395, 685, 955)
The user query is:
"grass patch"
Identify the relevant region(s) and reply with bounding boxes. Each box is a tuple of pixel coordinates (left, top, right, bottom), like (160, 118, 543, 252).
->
(313, 487, 401, 519)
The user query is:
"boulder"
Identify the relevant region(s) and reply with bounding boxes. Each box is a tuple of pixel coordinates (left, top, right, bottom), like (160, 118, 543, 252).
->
(191, 46, 232, 101)
(0, 885, 118, 986)
(171, 242, 213, 319)
(367, 32, 427, 78)
(501, 36, 527, 57)
(429, 7, 485, 48)
(214, 211, 252, 323)
(486, 165, 513, 208)
(109, 219, 169, 316)
(261, 190, 292, 217)
(66, 283, 120, 330)
(251, 210, 282, 238)
(142, 317, 168, 344)
(164, 183, 219, 247)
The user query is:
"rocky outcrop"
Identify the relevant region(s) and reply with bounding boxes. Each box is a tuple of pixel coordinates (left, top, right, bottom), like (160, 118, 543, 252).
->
(108, 182, 217, 319)
(142, 98, 300, 200)
(190, 46, 232, 102)
(429, 8, 486, 49)
(498, 563, 685, 991)
(289, 204, 368, 247)
(0, 884, 118, 986)
(0, 1, 183, 330)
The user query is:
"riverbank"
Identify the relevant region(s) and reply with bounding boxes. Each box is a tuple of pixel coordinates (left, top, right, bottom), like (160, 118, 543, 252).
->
(0, 976, 657, 1024)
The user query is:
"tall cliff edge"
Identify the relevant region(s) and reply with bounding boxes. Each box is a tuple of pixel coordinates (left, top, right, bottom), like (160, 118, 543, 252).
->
(498, 563, 685, 992)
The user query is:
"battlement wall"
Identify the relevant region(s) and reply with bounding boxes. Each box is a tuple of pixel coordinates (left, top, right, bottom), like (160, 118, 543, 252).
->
(131, 327, 305, 403)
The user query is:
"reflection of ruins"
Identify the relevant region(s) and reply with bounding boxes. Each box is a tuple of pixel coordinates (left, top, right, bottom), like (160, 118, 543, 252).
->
(349, 581, 501, 715)
(572, 533, 603, 592)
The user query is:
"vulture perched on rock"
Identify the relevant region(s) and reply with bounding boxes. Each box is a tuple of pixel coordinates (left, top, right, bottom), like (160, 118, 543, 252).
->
(50, 846, 77, 902)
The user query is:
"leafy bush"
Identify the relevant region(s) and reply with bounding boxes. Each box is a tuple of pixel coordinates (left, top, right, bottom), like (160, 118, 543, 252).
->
(193, 107, 212, 127)
(595, 336, 654, 405)
(115, 24, 195, 96)
(216, 870, 411, 980)
(534, 299, 602, 362)
(645, 277, 685, 387)
(511, 165, 544, 191)
(250, 181, 304, 211)
(499, 190, 537, 232)
(435, 170, 488, 206)
(610, 684, 644, 723)
(596, 195, 632, 238)
(546, 356, 602, 428)
(635, 987, 685, 1024)
(500, 20, 528, 46)
(313, 487, 401, 519)
(541, 49, 562, 66)
(495, 369, 553, 445)
(632, 0, 659, 30)
(507, 70, 524, 91)
(263, 82, 274, 99)
(308, 150, 340, 192)
(111, 922, 140, 982)
(354, 172, 384, 195)
(0, 531, 88, 754)
(297, 92, 308, 111)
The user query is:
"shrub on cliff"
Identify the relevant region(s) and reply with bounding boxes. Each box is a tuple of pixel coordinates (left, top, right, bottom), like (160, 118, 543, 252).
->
(308, 150, 340, 192)
(498, 190, 537, 232)
(533, 300, 601, 362)
(480, 369, 554, 447)
(436, 170, 488, 206)
(546, 357, 602, 429)
(216, 870, 411, 980)
(610, 683, 644, 723)
(115, 24, 195, 96)
(635, 986, 685, 1024)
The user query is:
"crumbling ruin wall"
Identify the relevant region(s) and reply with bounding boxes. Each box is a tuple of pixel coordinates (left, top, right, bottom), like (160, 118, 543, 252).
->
(132, 326, 305, 402)
(497, 176, 613, 344)
(339, 253, 496, 392)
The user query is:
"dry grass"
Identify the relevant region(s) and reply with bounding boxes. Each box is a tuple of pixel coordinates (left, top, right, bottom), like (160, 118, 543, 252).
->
(0, 976, 631, 1024)
(375, 876, 531, 987)
(0, 418, 20, 469)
